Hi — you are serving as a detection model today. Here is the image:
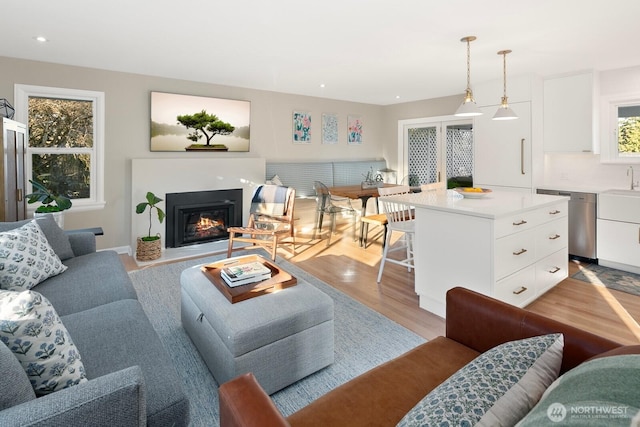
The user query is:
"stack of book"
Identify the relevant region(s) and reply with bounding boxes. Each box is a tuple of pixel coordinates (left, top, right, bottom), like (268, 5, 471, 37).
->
(220, 261, 272, 287)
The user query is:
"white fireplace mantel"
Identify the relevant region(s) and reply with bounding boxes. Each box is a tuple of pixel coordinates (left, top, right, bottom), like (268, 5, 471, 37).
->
(131, 158, 266, 257)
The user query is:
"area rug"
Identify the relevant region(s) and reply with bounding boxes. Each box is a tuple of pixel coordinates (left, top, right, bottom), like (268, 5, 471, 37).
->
(571, 263, 640, 297)
(128, 251, 426, 426)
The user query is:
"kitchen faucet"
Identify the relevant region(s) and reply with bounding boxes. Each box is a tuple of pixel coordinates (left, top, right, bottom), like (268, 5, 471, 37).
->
(628, 166, 635, 190)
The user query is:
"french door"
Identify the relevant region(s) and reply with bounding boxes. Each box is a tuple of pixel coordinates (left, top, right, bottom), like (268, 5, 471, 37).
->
(398, 117, 473, 188)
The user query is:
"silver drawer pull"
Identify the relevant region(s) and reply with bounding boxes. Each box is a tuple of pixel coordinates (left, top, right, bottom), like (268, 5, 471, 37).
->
(513, 248, 528, 256)
(549, 234, 561, 240)
(549, 209, 561, 215)
(548, 266, 561, 274)
(513, 286, 528, 295)
(512, 220, 527, 226)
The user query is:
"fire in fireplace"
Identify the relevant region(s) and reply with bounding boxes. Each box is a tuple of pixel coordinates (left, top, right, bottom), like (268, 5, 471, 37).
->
(165, 189, 243, 248)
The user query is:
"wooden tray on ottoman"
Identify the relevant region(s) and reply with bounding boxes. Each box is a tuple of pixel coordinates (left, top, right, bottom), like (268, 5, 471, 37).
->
(201, 254, 297, 303)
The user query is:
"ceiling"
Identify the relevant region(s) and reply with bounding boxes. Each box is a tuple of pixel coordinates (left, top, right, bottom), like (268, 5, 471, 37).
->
(3, 1, 640, 105)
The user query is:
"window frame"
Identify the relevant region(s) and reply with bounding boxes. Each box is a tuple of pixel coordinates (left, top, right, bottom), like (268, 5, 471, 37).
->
(600, 92, 640, 164)
(14, 84, 106, 212)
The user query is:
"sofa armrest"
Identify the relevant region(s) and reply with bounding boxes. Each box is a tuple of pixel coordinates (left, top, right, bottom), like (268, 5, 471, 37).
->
(445, 287, 622, 373)
(219, 373, 289, 427)
(0, 366, 146, 427)
(66, 231, 96, 256)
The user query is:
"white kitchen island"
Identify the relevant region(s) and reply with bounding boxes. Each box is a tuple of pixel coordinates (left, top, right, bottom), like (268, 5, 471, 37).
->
(381, 190, 569, 318)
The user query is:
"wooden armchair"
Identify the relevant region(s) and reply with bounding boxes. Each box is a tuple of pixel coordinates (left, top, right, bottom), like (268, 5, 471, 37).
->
(227, 185, 296, 260)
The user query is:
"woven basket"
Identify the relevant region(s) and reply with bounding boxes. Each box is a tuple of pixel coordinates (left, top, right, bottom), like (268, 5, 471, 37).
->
(136, 236, 162, 261)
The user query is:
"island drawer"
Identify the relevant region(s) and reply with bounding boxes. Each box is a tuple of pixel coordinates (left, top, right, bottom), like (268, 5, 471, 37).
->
(494, 202, 568, 238)
(494, 266, 537, 307)
(495, 229, 537, 279)
(536, 248, 568, 296)
(536, 216, 568, 260)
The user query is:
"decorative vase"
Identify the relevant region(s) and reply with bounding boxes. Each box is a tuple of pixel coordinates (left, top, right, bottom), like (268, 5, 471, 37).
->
(34, 211, 64, 229)
(136, 236, 162, 261)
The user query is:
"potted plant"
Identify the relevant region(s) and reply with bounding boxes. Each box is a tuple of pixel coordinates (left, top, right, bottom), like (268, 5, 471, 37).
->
(26, 178, 73, 228)
(135, 191, 166, 261)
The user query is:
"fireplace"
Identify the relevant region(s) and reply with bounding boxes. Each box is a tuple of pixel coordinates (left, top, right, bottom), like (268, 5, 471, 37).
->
(165, 189, 243, 248)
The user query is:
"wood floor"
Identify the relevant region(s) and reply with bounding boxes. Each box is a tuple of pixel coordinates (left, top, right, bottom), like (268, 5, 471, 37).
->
(121, 198, 640, 346)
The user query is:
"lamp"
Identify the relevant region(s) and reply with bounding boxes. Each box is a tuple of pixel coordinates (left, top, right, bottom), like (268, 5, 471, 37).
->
(454, 36, 483, 117)
(492, 50, 518, 120)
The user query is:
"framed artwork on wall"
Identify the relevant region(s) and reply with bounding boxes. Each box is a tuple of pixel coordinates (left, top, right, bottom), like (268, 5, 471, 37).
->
(348, 115, 363, 144)
(150, 91, 250, 152)
(322, 113, 339, 144)
(293, 111, 312, 143)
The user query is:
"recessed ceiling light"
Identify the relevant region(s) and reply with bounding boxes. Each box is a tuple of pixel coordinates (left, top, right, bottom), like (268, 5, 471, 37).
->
(395, 95, 401, 99)
(34, 36, 48, 43)
(319, 83, 325, 88)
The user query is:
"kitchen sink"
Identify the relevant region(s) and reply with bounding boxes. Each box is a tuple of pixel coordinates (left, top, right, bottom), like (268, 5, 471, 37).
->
(599, 189, 640, 222)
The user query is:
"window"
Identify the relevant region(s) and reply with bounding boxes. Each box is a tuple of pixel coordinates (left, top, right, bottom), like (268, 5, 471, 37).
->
(14, 85, 105, 211)
(617, 105, 640, 156)
(601, 95, 640, 164)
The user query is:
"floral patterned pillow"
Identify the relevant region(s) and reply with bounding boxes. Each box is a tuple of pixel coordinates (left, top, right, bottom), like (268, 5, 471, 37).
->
(0, 220, 67, 291)
(397, 334, 564, 427)
(0, 289, 87, 395)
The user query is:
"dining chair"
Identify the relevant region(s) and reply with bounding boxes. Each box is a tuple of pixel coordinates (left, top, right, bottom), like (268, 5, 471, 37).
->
(400, 174, 421, 187)
(313, 181, 357, 246)
(376, 185, 414, 283)
(420, 181, 446, 192)
(227, 184, 296, 260)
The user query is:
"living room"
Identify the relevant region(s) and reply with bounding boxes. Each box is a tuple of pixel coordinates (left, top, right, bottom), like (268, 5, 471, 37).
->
(2, 2, 640, 425)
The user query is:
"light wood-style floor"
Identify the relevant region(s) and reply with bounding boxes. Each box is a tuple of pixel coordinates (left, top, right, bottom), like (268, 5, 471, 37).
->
(121, 198, 640, 346)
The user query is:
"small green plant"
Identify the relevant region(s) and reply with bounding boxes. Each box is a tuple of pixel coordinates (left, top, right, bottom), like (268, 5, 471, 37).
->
(136, 191, 166, 241)
(26, 179, 72, 213)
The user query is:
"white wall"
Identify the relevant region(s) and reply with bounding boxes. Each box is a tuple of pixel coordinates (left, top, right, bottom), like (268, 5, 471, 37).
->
(0, 56, 384, 250)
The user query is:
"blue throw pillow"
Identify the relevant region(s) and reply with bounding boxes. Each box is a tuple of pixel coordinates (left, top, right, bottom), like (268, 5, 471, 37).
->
(397, 334, 564, 427)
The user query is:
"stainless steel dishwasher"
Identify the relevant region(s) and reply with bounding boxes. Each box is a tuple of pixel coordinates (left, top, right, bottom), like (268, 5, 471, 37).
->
(536, 189, 597, 261)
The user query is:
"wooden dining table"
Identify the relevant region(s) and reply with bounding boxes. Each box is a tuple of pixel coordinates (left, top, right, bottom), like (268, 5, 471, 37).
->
(328, 183, 399, 218)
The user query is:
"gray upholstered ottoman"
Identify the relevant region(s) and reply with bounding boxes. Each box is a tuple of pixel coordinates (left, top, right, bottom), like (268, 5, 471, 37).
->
(180, 263, 334, 394)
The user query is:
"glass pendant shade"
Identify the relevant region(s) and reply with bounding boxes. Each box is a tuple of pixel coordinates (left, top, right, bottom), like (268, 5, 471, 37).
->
(455, 89, 483, 117)
(455, 36, 483, 117)
(493, 50, 518, 120)
(493, 97, 518, 120)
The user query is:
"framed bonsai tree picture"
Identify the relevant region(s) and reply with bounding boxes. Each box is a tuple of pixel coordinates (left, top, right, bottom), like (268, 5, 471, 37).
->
(150, 91, 251, 152)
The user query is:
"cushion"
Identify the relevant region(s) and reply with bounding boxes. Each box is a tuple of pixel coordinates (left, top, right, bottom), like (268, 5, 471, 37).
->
(0, 336, 36, 409)
(0, 220, 67, 291)
(517, 354, 640, 426)
(0, 215, 74, 261)
(397, 333, 564, 427)
(0, 289, 87, 395)
(266, 174, 283, 186)
(33, 214, 75, 260)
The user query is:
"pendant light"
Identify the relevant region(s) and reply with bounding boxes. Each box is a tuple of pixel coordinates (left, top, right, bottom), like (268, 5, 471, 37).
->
(454, 36, 483, 117)
(493, 49, 518, 120)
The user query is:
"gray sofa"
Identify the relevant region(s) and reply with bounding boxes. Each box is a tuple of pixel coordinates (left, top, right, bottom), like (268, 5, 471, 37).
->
(0, 215, 190, 426)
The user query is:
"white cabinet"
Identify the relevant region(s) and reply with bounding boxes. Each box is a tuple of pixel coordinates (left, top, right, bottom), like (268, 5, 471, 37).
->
(597, 190, 640, 273)
(597, 219, 640, 272)
(414, 198, 568, 317)
(0, 118, 27, 221)
(544, 72, 597, 152)
(474, 101, 532, 190)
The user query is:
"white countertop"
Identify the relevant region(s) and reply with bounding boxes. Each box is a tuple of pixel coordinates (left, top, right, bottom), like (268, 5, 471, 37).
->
(536, 184, 634, 194)
(381, 190, 569, 219)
